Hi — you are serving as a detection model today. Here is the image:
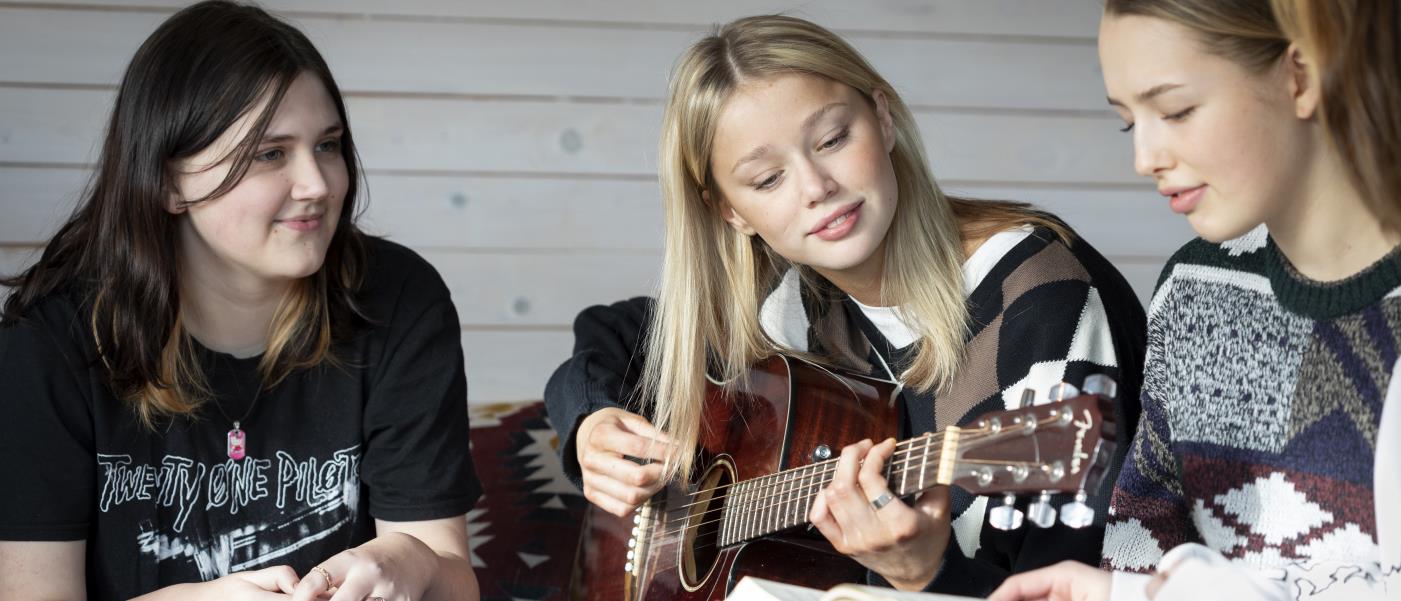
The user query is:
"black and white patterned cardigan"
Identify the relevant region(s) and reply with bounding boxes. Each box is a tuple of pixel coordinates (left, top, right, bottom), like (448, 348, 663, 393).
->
(544, 224, 1147, 596)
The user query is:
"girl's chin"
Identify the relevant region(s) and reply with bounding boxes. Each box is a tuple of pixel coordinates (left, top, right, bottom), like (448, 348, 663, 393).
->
(1187, 213, 1263, 245)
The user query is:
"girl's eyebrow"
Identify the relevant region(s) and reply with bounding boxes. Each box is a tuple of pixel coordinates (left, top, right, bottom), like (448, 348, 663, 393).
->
(261, 123, 344, 144)
(1107, 83, 1185, 108)
(730, 103, 848, 175)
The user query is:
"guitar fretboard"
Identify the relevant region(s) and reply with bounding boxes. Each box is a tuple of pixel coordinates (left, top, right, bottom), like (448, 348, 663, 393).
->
(717, 430, 954, 546)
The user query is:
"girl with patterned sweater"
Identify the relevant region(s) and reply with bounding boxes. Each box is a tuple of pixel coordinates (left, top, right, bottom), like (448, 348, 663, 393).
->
(544, 15, 1147, 597)
(992, 1, 1401, 600)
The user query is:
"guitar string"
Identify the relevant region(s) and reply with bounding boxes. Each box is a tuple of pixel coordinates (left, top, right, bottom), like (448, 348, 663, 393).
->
(651, 455, 1070, 545)
(641, 415, 1071, 542)
(621, 411, 1097, 575)
(654, 410, 1061, 521)
(645, 436, 1034, 542)
(647, 427, 977, 520)
(642, 456, 1062, 543)
(662, 400, 1085, 515)
(652, 434, 950, 523)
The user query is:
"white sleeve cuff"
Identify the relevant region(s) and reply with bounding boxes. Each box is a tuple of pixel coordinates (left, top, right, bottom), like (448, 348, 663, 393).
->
(1110, 571, 1152, 601)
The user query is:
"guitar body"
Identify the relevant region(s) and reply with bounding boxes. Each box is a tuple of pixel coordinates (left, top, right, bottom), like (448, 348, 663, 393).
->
(571, 355, 902, 600)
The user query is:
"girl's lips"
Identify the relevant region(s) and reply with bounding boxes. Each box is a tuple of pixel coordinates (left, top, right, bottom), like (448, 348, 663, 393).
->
(1167, 186, 1206, 215)
(811, 202, 862, 241)
(276, 217, 321, 232)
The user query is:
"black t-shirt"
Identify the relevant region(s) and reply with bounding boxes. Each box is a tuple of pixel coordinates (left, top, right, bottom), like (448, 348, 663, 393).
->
(0, 238, 481, 600)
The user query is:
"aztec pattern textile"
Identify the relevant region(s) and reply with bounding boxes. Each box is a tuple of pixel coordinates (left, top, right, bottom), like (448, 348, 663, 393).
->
(1103, 226, 1401, 597)
(468, 402, 587, 601)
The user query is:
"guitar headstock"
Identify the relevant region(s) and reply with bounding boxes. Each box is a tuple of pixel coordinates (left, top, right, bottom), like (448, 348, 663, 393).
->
(924, 378, 1120, 526)
(930, 377, 1118, 530)
(946, 392, 1115, 496)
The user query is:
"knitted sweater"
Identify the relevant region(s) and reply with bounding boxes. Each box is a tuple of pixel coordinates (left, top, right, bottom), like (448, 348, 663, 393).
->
(1102, 226, 1401, 598)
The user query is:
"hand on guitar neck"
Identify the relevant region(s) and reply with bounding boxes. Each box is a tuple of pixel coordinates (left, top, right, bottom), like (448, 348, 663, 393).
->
(576, 407, 678, 517)
(577, 416, 956, 591)
(808, 438, 953, 592)
(569, 357, 1119, 601)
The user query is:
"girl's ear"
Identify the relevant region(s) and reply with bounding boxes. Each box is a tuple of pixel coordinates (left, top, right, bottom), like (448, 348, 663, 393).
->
(1285, 42, 1323, 120)
(166, 188, 188, 215)
(872, 89, 896, 154)
(707, 189, 756, 236)
(165, 164, 188, 214)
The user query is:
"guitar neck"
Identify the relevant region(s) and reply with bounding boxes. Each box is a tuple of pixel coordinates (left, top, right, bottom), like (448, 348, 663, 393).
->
(717, 430, 956, 547)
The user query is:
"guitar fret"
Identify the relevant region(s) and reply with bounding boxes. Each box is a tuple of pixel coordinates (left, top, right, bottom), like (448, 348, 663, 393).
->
(771, 473, 783, 532)
(723, 481, 735, 546)
(919, 433, 930, 492)
(899, 445, 909, 497)
(774, 472, 784, 532)
(797, 463, 812, 526)
(745, 478, 756, 541)
(789, 466, 800, 529)
(779, 470, 790, 531)
(769, 473, 778, 534)
(722, 432, 975, 545)
(762, 474, 775, 537)
(757, 474, 767, 536)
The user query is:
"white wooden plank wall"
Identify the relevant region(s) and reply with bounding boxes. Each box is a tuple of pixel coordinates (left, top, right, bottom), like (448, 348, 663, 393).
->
(0, 1, 1196, 402)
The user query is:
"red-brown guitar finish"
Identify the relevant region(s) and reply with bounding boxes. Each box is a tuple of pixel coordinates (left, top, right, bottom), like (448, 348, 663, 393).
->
(570, 355, 900, 600)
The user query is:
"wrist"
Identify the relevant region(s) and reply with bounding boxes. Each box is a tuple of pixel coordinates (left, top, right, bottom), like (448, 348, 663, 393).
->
(884, 549, 945, 592)
(886, 570, 937, 592)
(381, 531, 436, 562)
(130, 580, 201, 600)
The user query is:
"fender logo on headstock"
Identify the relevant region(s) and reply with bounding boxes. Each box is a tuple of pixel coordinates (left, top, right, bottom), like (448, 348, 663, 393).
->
(1071, 409, 1093, 474)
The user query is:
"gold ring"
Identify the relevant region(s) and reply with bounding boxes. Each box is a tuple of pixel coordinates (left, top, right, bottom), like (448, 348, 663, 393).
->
(311, 565, 333, 587)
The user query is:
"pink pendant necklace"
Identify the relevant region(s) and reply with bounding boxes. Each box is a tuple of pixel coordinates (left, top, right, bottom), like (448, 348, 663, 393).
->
(212, 358, 263, 461)
(227, 421, 249, 460)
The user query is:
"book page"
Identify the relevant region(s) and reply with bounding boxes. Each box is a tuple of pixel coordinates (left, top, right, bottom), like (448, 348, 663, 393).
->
(725, 577, 984, 601)
(725, 576, 826, 601)
(823, 582, 984, 601)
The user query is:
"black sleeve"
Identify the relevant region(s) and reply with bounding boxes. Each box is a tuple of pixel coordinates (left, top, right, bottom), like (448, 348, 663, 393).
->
(543, 296, 653, 489)
(0, 312, 96, 540)
(361, 263, 481, 522)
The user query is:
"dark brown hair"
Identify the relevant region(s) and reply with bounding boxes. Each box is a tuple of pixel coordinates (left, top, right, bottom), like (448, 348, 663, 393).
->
(1, 0, 368, 427)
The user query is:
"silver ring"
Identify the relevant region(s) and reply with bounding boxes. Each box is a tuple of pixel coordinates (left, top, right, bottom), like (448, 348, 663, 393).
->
(870, 491, 895, 510)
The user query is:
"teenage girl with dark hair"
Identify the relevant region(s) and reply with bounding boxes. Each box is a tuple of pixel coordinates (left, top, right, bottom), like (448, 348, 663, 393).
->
(0, 2, 481, 599)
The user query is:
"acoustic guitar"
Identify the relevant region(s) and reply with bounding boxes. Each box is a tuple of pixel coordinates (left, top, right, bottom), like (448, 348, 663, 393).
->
(570, 354, 1117, 600)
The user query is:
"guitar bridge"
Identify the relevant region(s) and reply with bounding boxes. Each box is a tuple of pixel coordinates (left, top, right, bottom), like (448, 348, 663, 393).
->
(624, 500, 655, 583)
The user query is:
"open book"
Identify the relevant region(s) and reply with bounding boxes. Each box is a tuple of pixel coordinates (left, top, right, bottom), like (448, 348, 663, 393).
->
(725, 576, 984, 601)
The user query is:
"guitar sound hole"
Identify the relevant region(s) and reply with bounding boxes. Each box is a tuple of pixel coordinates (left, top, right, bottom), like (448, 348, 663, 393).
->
(679, 459, 733, 590)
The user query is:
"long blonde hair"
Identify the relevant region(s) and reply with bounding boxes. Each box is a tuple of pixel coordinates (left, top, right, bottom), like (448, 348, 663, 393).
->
(645, 15, 1067, 480)
(1272, 0, 1401, 226)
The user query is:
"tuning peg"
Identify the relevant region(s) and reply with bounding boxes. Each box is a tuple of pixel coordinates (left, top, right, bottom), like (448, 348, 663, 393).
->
(1019, 388, 1037, 409)
(1058, 490, 1095, 528)
(1048, 382, 1081, 401)
(989, 493, 1024, 530)
(1082, 374, 1118, 399)
(1027, 491, 1056, 528)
